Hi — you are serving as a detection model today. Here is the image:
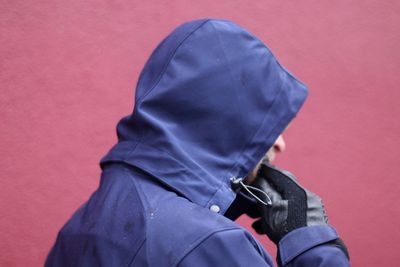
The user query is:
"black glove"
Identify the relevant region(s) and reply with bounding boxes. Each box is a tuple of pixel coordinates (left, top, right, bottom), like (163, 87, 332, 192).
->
(251, 162, 328, 243)
(251, 162, 349, 261)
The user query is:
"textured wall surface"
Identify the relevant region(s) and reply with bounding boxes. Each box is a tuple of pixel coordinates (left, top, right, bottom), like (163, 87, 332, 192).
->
(1, 1, 399, 266)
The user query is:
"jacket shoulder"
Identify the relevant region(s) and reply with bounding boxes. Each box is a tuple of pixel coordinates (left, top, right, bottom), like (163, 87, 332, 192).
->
(177, 227, 274, 267)
(146, 196, 244, 267)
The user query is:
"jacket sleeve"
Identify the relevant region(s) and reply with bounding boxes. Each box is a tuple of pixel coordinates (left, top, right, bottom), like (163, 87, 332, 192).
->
(278, 225, 351, 266)
(177, 229, 275, 267)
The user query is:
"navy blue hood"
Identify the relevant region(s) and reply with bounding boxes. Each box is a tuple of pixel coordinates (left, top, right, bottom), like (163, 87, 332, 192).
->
(100, 19, 308, 215)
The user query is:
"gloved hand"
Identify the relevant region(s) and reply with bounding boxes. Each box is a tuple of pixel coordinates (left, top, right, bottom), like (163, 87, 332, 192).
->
(251, 162, 328, 244)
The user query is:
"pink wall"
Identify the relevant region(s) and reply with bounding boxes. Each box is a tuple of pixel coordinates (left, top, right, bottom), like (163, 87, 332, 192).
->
(1, 1, 399, 266)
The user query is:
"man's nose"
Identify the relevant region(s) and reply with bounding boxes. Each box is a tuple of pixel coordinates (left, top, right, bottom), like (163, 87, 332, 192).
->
(273, 135, 286, 153)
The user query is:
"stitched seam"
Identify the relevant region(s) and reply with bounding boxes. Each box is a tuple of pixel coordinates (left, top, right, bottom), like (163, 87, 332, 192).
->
(135, 19, 210, 104)
(173, 227, 242, 267)
(130, 142, 215, 188)
(280, 226, 338, 264)
(239, 25, 307, 88)
(210, 21, 287, 181)
(120, 156, 192, 203)
(101, 165, 147, 266)
(228, 84, 285, 177)
(127, 238, 146, 267)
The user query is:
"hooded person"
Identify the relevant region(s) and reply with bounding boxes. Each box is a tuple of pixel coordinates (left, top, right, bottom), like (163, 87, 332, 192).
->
(45, 19, 350, 266)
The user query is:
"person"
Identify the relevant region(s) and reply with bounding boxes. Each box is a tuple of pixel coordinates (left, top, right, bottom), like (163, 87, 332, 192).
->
(45, 18, 350, 266)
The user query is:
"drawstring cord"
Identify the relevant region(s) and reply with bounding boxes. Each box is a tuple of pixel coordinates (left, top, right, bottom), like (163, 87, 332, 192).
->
(230, 177, 272, 206)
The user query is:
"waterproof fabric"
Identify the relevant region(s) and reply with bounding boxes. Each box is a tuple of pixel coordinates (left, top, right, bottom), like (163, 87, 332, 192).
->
(46, 19, 350, 266)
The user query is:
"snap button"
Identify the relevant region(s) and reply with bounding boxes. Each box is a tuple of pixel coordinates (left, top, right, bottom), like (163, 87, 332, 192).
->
(210, 204, 220, 213)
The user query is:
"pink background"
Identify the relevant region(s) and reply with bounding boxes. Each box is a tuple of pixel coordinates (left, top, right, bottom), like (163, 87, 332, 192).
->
(1, 1, 399, 266)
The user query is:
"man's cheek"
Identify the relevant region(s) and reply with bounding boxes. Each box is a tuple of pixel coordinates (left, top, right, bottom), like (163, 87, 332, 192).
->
(265, 150, 274, 162)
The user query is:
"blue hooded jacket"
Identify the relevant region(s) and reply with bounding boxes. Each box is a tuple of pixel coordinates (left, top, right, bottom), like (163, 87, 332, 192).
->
(46, 19, 350, 266)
